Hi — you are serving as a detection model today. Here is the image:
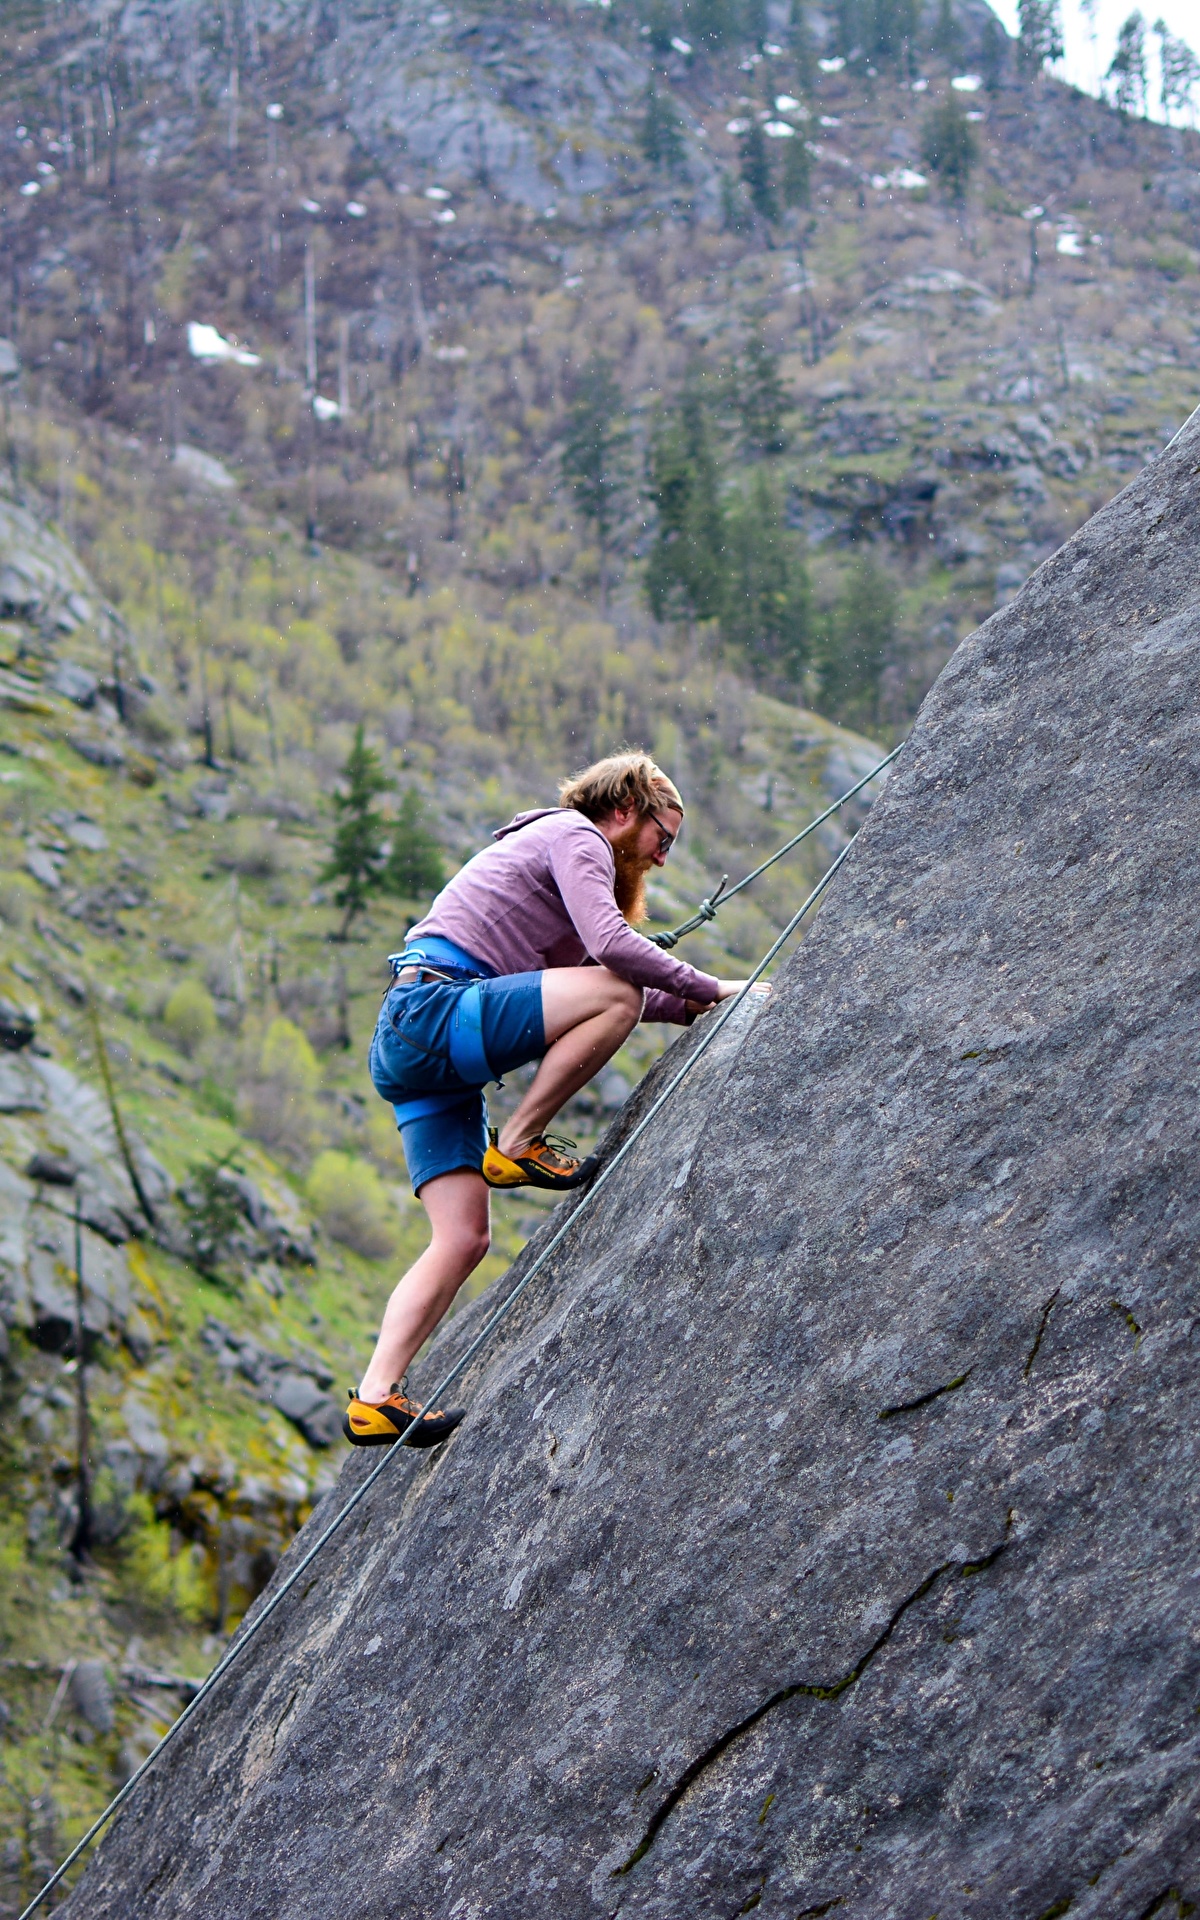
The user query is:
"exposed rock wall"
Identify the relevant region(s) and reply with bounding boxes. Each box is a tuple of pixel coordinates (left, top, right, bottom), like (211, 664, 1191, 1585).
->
(68, 408, 1200, 1917)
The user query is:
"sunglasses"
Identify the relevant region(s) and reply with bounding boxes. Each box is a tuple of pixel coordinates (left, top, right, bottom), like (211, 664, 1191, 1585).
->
(647, 809, 678, 857)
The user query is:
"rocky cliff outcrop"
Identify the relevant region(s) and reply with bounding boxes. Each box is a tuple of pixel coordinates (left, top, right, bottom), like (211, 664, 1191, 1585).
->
(66, 411, 1200, 1917)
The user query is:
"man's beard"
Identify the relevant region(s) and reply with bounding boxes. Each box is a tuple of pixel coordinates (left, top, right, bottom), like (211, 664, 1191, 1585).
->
(611, 822, 655, 926)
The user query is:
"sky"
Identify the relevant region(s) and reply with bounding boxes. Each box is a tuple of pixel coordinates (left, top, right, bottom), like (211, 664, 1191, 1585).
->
(986, 0, 1200, 124)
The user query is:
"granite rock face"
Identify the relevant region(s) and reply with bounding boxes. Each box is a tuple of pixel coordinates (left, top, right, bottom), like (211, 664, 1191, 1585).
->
(68, 412, 1200, 1917)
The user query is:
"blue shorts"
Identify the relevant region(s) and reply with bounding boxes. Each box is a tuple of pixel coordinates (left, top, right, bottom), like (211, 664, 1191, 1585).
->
(368, 938, 545, 1194)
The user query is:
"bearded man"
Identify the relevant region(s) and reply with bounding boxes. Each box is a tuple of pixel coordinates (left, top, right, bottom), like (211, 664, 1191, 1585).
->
(346, 750, 759, 1447)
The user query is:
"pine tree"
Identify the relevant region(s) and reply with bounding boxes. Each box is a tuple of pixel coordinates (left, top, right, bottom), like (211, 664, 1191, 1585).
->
(739, 120, 777, 222)
(1018, 0, 1063, 71)
(932, 0, 959, 62)
(643, 0, 678, 53)
(684, 0, 738, 48)
(722, 470, 811, 687)
(383, 788, 444, 905)
(835, 0, 860, 59)
(1154, 19, 1200, 123)
(561, 356, 630, 608)
(920, 94, 979, 200)
(869, 0, 917, 67)
(981, 13, 1008, 91)
(645, 376, 727, 627)
(321, 724, 391, 939)
(742, 0, 768, 51)
(640, 82, 685, 175)
(781, 133, 812, 209)
(1107, 11, 1147, 117)
(818, 552, 897, 727)
(720, 170, 748, 232)
(738, 338, 788, 458)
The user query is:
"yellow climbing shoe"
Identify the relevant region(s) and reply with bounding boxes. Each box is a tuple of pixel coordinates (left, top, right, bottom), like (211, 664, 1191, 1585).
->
(482, 1128, 595, 1192)
(342, 1381, 465, 1448)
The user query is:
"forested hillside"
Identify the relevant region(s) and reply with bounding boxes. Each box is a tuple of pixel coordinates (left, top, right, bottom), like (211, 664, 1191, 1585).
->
(0, 0, 1198, 1903)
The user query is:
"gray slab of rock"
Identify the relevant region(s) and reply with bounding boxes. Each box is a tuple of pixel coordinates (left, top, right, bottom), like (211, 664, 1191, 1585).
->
(267, 1372, 343, 1448)
(69, 1661, 114, 1734)
(172, 444, 236, 492)
(50, 662, 99, 707)
(25, 848, 61, 890)
(65, 408, 1200, 1919)
(121, 1395, 169, 1487)
(22, 1211, 132, 1345)
(66, 818, 107, 851)
(0, 1057, 47, 1112)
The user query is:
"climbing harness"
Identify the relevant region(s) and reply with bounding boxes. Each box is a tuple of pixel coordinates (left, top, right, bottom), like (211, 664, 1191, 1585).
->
(18, 753, 900, 1919)
(651, 743, 902, 949)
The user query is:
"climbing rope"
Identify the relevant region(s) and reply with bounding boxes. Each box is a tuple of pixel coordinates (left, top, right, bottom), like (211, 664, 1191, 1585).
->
(650, 742, 902, 949)
(18, 763, 898, 1918)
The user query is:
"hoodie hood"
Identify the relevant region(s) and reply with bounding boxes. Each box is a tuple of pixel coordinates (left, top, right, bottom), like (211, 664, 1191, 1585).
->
(492, 807, 604, 841)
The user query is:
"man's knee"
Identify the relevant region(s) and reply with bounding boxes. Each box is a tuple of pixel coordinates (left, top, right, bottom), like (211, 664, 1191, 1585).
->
(602, 971, 643, 1021)
(453, 1223, 491, 1271)
(428, 1214, 490, 1273)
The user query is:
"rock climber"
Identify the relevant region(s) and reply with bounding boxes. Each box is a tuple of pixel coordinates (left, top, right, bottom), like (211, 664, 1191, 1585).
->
(344, 750, 761, 1448)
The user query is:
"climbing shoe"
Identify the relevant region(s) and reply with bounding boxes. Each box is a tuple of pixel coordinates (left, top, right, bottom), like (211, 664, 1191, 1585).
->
(482, 1128, 596, 1192)
(342, 1382, 465, 1448)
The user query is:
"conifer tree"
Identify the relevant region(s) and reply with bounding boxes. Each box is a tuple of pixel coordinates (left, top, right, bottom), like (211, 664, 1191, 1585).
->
(742, 0, 768, 51)
(720, 170, 748, 232)
(840, 0, 914, 65)
(739, 120, 777, 222)
(384, 788, 444, 905)
(932, 0, 959, 62)
(643, 0, 678, 53)
(781, 133, 812, 209)
(835, 0, 860, 59)
(685, 0, 738, 48)
(561, 356, 630, 608)
(321, 724, 390, 939)
(738, 338, 788, 458)
(640, 82, 685, 174)
(1154, 19, 1200, 123)
(981, 13, 1007, 91)
(920, 93, 979, 200)
(818, 552, 897, 727)
(1018, 0, 1063, 70)
(645, 376, 727, 627)
(1107, 11, 1147, 117)
(722, 470, 810, 687)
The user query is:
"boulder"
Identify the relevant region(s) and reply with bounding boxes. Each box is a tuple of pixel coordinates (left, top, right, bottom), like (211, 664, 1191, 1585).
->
(69, 1661, 115, 1735)
(0, 997, 37, 1050)
(64, 417, 1200, 1913)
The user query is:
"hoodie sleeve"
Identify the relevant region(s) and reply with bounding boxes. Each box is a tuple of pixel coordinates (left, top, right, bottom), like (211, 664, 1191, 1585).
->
(547, 820, 721, 1006)
(642, 987, 697, 1025)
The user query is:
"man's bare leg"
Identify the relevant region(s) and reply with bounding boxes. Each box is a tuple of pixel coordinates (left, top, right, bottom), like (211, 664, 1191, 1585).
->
(358, 1170, 490, 1401)
(360, 971, 644, 1399)
(497, 967, 641, 1156)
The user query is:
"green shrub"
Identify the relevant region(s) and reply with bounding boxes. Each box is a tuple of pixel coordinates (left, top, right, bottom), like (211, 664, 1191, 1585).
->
(163, 979, 218, 1055)
(241, 1017, 321, 1163)
(119, 1493, 210, 1624)
(307, 1150, 396, 1259)
(259, 1017, 319, 1092)
(0, 874, 36, 930)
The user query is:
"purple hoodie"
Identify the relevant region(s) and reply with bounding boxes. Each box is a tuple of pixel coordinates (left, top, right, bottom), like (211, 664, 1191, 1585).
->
(407, 808, 721, 1024)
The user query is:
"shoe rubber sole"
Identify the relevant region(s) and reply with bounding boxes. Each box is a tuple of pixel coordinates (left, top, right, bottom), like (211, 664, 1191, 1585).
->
(342, 1400, 466, 1448)
(482, 1141, 596, 1191)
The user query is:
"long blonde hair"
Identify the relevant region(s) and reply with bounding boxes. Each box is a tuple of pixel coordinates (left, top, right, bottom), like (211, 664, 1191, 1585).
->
(558, 750, 683, 822)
